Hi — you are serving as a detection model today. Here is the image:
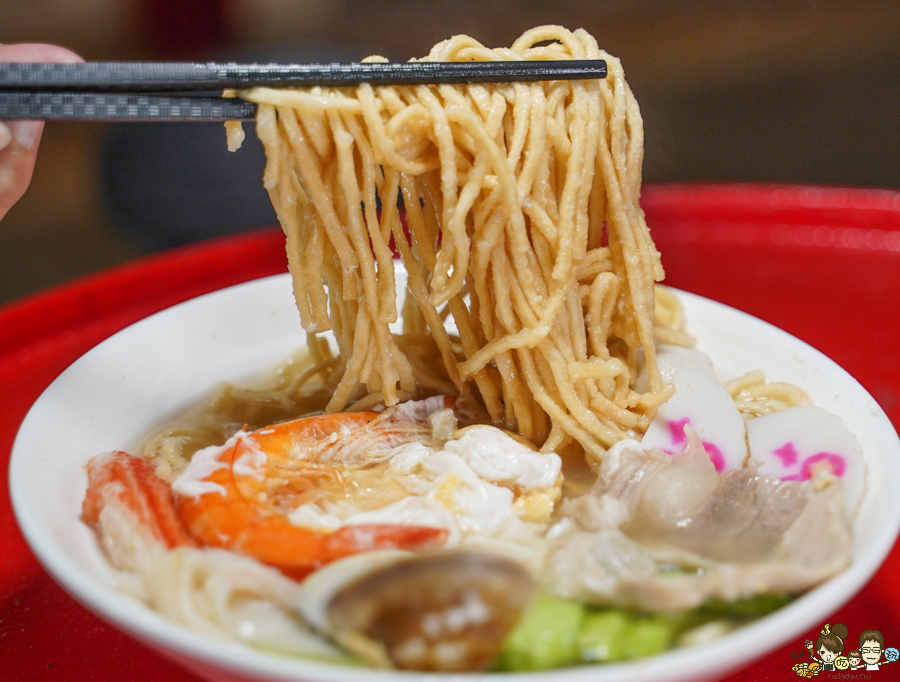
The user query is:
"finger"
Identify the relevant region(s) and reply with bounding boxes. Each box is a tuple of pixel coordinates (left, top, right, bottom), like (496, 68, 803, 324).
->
(0, 125, 43, 221)
(0, 42, 83, 64)
(0, 43, 83, 220)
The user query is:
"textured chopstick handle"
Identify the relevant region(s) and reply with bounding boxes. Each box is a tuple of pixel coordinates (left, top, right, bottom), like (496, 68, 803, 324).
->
(0, 93, 257, 121)
(0, 60, 607, 91)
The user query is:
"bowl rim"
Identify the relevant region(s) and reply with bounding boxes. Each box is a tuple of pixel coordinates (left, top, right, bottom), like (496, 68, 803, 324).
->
(10, 273, 900, 682)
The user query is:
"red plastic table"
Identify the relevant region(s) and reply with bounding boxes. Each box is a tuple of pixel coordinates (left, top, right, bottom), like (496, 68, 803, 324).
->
(2, 184, 898, 681)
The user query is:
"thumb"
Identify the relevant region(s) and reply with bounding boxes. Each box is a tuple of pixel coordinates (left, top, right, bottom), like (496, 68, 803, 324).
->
(0, 43, 83, 221)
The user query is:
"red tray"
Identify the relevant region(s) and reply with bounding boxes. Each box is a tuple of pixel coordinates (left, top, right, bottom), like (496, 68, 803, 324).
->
(2, 184, 898, 681)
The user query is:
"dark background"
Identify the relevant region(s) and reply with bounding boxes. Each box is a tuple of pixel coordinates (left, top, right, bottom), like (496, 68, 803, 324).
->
(1, 0, 898, 305)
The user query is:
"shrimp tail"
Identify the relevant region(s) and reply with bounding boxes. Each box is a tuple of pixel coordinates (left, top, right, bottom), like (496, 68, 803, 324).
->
(83, 451, 196, 551)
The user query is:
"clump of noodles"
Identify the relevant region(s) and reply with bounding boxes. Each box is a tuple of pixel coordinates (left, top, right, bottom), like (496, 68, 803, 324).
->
(90, 490, 346, 659)
(144, 548, 345, 658)
(725, 370, 811, 418)
(235, 26, 677, 465)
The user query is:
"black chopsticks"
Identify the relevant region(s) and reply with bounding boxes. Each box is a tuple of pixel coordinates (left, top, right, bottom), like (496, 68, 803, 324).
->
(2, 60, 608, 90)
(0, 94, 259, 122)
(0, 60, 607, 122)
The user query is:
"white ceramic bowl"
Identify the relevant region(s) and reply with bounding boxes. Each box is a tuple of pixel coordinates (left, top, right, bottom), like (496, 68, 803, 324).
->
(10, 273, 900, 682)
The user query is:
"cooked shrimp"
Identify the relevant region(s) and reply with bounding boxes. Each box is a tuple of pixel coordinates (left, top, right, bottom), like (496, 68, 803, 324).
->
(172, 398, 452, 579)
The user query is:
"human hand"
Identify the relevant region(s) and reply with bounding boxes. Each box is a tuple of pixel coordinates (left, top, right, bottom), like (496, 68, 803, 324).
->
(0, 43, 83, 221)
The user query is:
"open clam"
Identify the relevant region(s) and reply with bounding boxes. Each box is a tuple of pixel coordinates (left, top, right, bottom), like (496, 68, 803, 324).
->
(298, 550, 535, 672)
